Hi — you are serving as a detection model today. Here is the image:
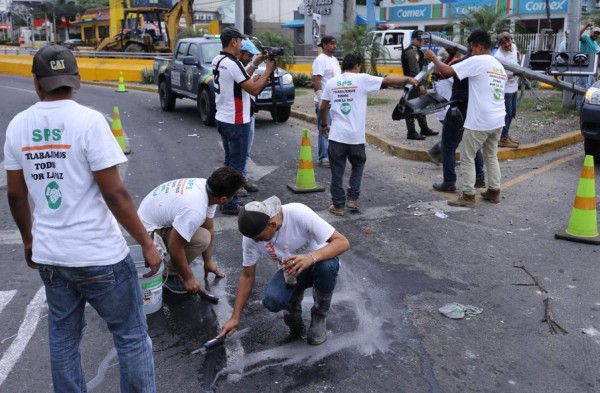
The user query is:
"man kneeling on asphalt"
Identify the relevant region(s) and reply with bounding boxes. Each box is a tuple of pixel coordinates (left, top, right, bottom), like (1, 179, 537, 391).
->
(217, 196, 350, 345)
(138, 167, 244, 297)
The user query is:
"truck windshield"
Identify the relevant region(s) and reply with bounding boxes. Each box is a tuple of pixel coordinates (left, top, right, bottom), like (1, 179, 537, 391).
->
(202, 42, 223, 64)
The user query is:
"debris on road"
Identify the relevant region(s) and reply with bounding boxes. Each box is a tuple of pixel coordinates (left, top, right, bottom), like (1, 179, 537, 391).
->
(512, 265, 547, 293)
(542, 297, 568, 335)
(438, 303, 483, 319)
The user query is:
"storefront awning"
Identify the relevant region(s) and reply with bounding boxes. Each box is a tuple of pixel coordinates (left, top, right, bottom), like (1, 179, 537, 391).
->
(281, 19, 304, 29)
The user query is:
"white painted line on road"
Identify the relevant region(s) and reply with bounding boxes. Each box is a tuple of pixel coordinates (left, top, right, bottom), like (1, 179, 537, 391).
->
(217, 141, 278, 181)
(0, 161, 6, 189)
(0, 286, 46, 387)
(0, 230, 23, 246)
(0, 85, 35, 94)
(0, 291, 17, 315)
(86, 347, 117, 391)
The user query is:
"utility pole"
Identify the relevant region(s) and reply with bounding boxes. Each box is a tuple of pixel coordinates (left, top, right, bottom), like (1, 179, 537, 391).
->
(235, 0, 244, 32)
(343, 0, 353, 25)
(563, 0, 582, 108)
(366, 0, 375, 31)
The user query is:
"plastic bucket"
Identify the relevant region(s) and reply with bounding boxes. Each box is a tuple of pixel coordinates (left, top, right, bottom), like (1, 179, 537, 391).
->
(129, 245, 164, 315)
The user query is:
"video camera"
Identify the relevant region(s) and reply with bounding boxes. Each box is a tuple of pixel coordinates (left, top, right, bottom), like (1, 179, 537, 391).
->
(262, 46, 284, 60)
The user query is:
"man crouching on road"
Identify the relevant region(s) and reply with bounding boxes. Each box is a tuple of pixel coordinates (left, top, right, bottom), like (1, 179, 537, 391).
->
(138, 167, 244, 297)
(217, 196, 350, 345)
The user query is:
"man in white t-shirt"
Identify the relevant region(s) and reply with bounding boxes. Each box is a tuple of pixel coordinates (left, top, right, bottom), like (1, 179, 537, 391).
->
(4, 44, 161, 391)
(425, 29, 507, 207)
(320, 53, 417, 216)
(212, 27, 275, 215)
(216, 196, 350, 345)
(138, 167, 244, 298)
(494, 32, 521, 149)
(312, 35, 341, 168)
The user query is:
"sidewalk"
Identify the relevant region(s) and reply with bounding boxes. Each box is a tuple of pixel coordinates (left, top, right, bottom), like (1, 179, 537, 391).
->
(86, 81, 583, 162)
(291, 87, 583, 162)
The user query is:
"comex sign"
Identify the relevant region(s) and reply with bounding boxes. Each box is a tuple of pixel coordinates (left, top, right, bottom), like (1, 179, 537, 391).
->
(389, 6, 431, 20)
(519, 0, 567, 13)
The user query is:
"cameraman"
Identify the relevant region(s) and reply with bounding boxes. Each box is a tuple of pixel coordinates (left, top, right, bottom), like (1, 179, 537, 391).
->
(212, 27, 275, 215)
(237, 39, 266, 195)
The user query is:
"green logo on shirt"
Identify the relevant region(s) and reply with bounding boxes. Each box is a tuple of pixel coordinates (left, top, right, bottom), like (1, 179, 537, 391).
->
(45, 181, 62, 210)
(341, 103, 351, 115)
(493, 88, 503, 101)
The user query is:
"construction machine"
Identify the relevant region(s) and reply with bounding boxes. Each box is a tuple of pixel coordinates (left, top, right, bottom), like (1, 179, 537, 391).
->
(96, 6, 171, 52)
(163, 0, 193, 52)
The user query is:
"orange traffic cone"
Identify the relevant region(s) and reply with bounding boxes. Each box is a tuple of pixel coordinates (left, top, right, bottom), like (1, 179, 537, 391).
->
(116, 71, 127, 93)
(555, 155, 600, 244)
(111, 106, 130, 154)
(287, 129, 325, 193)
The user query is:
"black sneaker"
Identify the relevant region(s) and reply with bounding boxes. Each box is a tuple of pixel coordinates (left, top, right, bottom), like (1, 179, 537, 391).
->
(221, 205, 241, 215)
(407, 132, 426, 141)
(475, 178, 486, 188)
(432, 183, 456, 193)
(244, 182, 259, 192)
(421, 128, 439, 137)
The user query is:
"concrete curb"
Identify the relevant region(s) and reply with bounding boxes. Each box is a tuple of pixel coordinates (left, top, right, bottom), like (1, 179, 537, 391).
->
(83, 81, 583, 162)
(290, 109, 583, 162)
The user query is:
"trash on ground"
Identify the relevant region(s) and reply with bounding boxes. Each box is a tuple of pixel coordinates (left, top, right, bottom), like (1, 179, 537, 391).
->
(435, 212, 448, 219)
(439, 303, 483, 319)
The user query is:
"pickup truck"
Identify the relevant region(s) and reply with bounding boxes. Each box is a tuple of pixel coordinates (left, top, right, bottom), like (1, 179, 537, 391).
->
(153, 36, 295, 125)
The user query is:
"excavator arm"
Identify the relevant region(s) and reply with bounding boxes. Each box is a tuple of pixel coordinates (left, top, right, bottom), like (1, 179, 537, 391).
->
(164, 0, 193, 52)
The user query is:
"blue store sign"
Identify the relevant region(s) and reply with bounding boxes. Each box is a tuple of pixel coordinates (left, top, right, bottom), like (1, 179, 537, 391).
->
(518, 0, 567, 14)
(387, 5, 432, 20)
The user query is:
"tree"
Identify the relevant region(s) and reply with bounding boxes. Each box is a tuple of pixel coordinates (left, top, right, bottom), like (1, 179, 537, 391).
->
(457, 5, 511, 37)
(254, 31, 295, 70)
(339, 23, 386, 74)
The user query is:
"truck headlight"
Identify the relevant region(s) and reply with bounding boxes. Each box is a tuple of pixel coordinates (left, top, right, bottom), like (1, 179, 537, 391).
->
(282, 74, 293, 85)
(585, 87, 600, 105)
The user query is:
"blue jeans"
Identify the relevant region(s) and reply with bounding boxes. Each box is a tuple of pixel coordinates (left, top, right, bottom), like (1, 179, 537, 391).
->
(262, 257, 340, 312)
(328, 140, 367, 208)
(217, 120, 250, 208)
(441, 107, 484, 186)
(315, 102, 330, 162)
(37, 255, 155, 393)
(502, 92, 517, 139)
(243, 116, 255, 180)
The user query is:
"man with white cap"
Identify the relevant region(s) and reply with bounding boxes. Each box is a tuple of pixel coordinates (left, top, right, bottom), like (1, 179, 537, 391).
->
(5, 44, 160, 391)
(216, 196, 350, 345)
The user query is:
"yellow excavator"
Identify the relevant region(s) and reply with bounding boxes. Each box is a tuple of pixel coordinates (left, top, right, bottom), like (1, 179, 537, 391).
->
(96, 0, 194, 53)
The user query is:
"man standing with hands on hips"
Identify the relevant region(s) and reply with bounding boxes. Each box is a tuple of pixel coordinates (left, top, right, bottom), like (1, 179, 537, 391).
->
(312, 35, 341, 168)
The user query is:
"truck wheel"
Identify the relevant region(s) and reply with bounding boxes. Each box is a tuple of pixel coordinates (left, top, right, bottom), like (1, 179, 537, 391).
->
(198, 88, 216, 126)
(159, 81, 176, 111)
(124, 43, 144, 52)
(584, 137, 600, 163)
(271, 105, 291, 123)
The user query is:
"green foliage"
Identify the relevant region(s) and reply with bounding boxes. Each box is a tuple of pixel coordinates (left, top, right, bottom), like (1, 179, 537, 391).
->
(291, 72, 312, 88)
(141, 68, 154, 84)
(340, 23, 386, 75)
(254, 31, 295, 70)
(458, 5, 511, 35)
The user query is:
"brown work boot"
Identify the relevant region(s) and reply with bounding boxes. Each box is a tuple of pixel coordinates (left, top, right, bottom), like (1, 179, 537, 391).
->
(498, 137, 518, 148)
(448, 192, 477, 208)
(481, 188, 501, 203)
(346, 199, 359, 211)
(328, 205, 345, 216)
(507, 136, 519, 145)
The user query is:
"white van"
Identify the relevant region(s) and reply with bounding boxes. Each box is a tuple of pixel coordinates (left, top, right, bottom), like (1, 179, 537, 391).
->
(367, 29, 414, 60)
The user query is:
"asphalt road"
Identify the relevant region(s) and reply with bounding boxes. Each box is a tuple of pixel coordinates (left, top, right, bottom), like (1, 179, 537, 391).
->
(1, 75, 600, 393)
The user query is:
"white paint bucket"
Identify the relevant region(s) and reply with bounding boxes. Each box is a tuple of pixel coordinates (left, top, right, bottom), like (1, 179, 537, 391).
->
(129, 245, 164, 315)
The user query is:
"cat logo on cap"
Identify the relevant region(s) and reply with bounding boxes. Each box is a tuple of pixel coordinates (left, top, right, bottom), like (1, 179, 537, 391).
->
(50, 59, 66, 71)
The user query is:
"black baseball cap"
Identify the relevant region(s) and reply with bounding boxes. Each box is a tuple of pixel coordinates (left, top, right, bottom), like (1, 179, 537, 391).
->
(318, 35, 336, 48)
(220, 26, 248, 44)
(412, 30, 423, 40)
(32, 44, 80, 92)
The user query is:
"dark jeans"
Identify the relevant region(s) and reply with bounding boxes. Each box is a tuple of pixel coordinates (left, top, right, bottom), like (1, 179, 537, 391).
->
(502, 92, 517, 139)
(315, 102, 331, 162)
(262, 257, 340, 312)
(441, 109, 484, 186)
(38, 256, 155, 393)
(328, 140, 367, 208)
(217, 120, 251, 209)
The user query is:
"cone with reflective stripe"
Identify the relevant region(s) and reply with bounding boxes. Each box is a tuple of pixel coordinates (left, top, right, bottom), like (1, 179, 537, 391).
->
(555, 155, 600, 244)
(287, 129, 325, 193)
(116, 71, 127, 93)
(111, 106, 130, 154)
